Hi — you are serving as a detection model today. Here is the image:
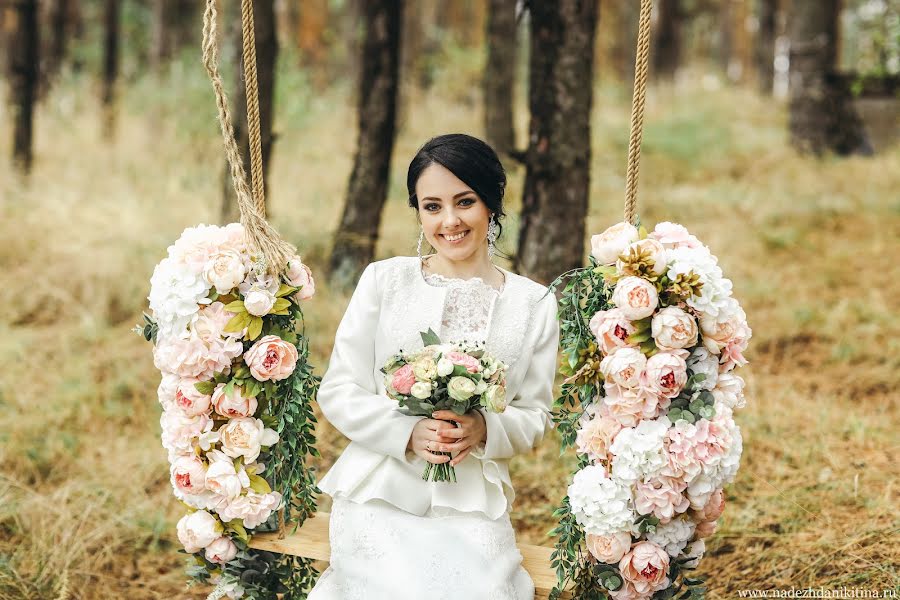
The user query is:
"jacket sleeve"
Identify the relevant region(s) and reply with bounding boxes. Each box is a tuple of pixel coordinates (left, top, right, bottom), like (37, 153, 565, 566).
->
(471, 290, 559, 461)
(316, 262, 423, 464)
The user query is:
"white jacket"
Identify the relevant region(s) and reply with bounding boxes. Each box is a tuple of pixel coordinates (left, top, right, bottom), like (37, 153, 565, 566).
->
(316, 255, 560, 520)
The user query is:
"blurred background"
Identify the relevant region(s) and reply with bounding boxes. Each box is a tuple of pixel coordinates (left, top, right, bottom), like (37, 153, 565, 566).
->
(0, 0, 898, 598)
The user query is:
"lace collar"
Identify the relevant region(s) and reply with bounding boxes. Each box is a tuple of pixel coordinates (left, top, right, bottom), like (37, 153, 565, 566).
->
(419, 256, 507, 296)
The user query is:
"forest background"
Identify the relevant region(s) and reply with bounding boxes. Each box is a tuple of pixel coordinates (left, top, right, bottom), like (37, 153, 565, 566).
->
(0, 0, 898, 598)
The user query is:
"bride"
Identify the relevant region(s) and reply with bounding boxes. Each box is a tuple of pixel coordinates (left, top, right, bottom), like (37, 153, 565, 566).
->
(308, 133, 560, 600)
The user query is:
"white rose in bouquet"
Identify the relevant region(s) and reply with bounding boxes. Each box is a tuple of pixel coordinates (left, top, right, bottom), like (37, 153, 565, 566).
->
(176, 510, 222, 553)
(219, 417, 279, 463)
(447, 376, 477, 401)
(410, 381, 432, 399)
(591, 222, 639, 265)
(218, 490, 283, 529)
(483, 384, 507, 412)
(437, 357, 454, 377)
(205, 451, 251, 499)
(244, 285, 276, 317)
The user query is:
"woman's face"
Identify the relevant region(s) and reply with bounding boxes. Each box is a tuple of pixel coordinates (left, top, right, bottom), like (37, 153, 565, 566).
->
(415, 163, 492, 263)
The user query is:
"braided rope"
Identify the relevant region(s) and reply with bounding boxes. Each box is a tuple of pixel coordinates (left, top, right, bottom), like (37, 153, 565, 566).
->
(624, 0, 653, 226)
(240, 0, 266, 217)
(201, 0, 296, 276)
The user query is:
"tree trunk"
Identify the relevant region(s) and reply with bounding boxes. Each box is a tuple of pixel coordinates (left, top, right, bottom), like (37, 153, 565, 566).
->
(788, 0, 871, 155)
(755, 0, 777, 94)
(328, 0, 402, 290)
(151, 0, 201, 72)
(516, 0, 598, 285)
(42, 0, 69, 88)
(101, 0, 119, 139)
(151, 0, 172, 71)
(483, 0, 517, 155)
(7, 0, 40, 173)
(653, 0, 682, 80)
(221, 0, 279, 224)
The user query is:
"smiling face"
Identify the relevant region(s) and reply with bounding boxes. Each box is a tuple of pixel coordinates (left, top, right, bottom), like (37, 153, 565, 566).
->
(415, 163, 492, 263)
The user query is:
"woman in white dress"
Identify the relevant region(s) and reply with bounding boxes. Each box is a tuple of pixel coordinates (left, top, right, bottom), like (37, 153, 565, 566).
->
(308, 134, 560, 600)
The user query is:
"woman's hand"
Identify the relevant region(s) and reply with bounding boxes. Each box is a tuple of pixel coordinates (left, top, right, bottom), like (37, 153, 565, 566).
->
(409, 418, 459, 464)
(430, 410, 487, 467)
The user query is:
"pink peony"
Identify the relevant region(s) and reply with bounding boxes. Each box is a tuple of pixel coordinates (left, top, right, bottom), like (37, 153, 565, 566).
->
(446, 351, 481, 374)
(634, 476, 690, 522)
(219, 417, 280, 463)
(589, 308, 637, 355)
(619, 541, 671, 595)
(591, 222, 639, 265)
(586, 531, 632, 564)
(699, 300, 747, 354)
(391, 364, 416, 395)
(719, 323, 751, 372)
(218, 490, 283, 529)
(612, 277, 659, 321)
(575, 414, 623, 464)
(205, 536, 238, 564)
(650, 222, 702, 250)
(212, 384, 258, 418)
(174, 378, 212, 417)
(600, 347, 647, 389)
(697, 488, 726, 521)
(245, 335, 298, 381)
(645, 352, 688, 399)
(651, 306, 699, 351)
(285, 257, 316, 300)
(170, 455, 208, 495)
(601, 384, 664, 428)
(176, 510, 222, 553)
(695, 520, 718, 539)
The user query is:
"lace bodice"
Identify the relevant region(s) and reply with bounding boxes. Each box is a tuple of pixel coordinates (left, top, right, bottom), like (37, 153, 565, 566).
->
(422, 271, 504, 345)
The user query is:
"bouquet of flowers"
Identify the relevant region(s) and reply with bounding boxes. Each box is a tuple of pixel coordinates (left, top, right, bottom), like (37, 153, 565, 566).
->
(139, 223, 320, 599)
(549, 221, 750, 600)
(381, 329, 509, 482)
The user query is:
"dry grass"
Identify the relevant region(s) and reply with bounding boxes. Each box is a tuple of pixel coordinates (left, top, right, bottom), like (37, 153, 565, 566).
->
(1, 64, 897, 599)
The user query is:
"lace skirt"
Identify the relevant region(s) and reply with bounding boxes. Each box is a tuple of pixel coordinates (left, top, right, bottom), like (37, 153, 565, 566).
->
(307, 496, 534, 600)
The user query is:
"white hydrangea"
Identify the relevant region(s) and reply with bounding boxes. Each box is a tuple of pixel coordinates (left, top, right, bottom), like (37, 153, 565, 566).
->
(567, 465, 636, 536)
(712, 373, 746, 410)
(686, 347, 719, 391)
(609, 416, 672, 484)
(666, 246, 734, 318)
(646, 516, 696, 557)
(148, 257, 211, 341)
(688, 416, 742, 507)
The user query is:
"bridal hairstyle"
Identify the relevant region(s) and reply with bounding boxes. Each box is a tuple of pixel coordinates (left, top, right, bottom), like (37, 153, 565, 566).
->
(406, 133, 508, 243)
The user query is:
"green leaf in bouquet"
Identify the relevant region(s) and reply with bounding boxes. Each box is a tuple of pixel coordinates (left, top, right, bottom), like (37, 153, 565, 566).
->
(227, 519, 250, 543)
(275, 283, 297, 298)
(247, 316, 264, 341)
(632, 316, 653, 332)
(248, 474, 272, 494)
(225, 300, 248, 314)
(640, 338, 659, 355)
(420, 328, 442, 346)
(272, 298, 292, 313)
(224, 312, 252, 334)
(452, 364, 470, 377)
(194, 381, 217, 396)
(627, 329, 652, 344)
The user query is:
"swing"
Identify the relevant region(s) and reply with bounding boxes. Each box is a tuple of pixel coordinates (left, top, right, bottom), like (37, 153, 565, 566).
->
(231, 0, 658, 598)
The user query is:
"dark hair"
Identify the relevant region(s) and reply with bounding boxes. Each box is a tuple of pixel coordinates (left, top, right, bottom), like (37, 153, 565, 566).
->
(406, 133, 507, 240)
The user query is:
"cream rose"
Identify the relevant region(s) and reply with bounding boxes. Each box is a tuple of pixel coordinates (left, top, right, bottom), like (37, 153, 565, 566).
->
(245, 335, 298, 381)
(176, 510, 222, 553)
(591, 222, 639, 265)
(575, 414, 623, 463)
(589, 308, 638, 354)
(618, 238, 667, 276)
(645, 352, 688, 399)
(285, 256, 316, 300)
(211, 384, 259, 418)
(619, 541, 671, 595)
(203, 250, 246, 295)
(612, 276, 659, 320)
(699, 299, 746, 354)
(448, 376, 477, 401)
(205, 536, 238, 564)
(437, 357, 454, 377)
(219, 417, 279, 463)
(412, 357, 438, 381)
(410, 381, 432, 399)
(586, 531, 632, 564)
(600, 347, 647, 389)
(483, 384, 507, 412)
(652, 306, 699, 351)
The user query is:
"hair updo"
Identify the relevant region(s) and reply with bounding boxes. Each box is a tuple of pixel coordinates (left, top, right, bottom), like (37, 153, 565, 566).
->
(406, 133, 507, 240)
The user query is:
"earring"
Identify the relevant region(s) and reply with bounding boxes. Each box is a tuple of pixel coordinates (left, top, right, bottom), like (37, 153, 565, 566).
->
(487, 217, 498, 261)
(417, 228, 425, 263)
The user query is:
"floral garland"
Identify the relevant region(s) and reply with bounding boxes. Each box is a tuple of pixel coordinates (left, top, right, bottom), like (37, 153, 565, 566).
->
(138, 223, 321, 599)
(548, 221, 751, 600)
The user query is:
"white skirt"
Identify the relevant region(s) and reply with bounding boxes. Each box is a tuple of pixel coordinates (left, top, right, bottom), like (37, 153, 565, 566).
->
(307, 496, 534, 600)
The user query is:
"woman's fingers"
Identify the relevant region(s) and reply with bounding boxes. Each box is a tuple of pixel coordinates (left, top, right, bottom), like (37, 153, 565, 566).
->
(449, 446, 473, 467)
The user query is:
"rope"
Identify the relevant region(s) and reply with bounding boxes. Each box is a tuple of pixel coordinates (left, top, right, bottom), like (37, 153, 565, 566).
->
(201, 0, 296, 276)
(624, 0, 653, 226)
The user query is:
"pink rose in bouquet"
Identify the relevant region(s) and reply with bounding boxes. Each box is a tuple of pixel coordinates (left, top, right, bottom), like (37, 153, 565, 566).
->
(446, 351, 481, 373)
(390, 364, 416, 395)
(589, 308, 637, 355)
(245, 335, 298, 381)
(619, 541, 670, 595)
